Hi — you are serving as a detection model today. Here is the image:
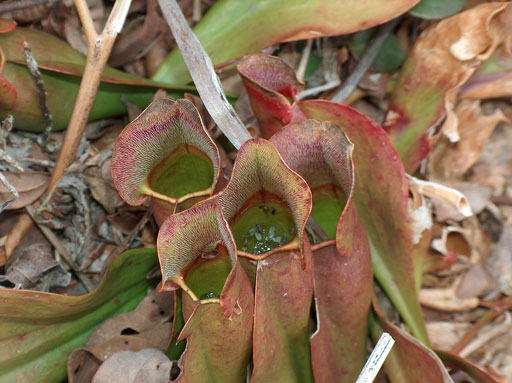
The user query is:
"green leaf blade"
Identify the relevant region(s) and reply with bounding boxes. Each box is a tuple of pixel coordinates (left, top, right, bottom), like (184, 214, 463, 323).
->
(410, 0, 467, 20)
(0, 248, 159, 383)
(153, 0, 421, 84)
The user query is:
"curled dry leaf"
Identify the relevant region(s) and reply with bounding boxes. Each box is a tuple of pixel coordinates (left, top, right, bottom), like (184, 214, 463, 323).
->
(419, 284, 480, 312)
(91, 348, 172, 383)
(67, 348, 102, 383)
(431, 226, 471, 259)
(486, 225, 512, 296)
(429, 100, 509, 179)
(383, 2, 512, 172)
(407, 175, 472, 217)
(84, 290, 173, 361)
(426, 321, 471, 351)
(0, 172, 49, 210)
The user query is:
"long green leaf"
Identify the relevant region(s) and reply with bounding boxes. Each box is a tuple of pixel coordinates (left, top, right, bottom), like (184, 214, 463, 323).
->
(0, 248, 159, 383)
(0, 27, 195, 131)
(153, 0, 421, 84)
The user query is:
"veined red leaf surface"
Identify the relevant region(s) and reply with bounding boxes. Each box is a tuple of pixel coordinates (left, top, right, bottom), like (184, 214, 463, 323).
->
(271, 120, 372, 382)
(111, 98, 220, 214)
(237, 53, 427, 343)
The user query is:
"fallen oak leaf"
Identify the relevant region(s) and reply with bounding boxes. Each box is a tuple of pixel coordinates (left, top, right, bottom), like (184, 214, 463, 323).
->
(0, 171, 49, 210)
(428, 100, 509, 179)
(91, 348, 172, 383)
(85, 290, 174, 361)
(0, 248, 159, 383)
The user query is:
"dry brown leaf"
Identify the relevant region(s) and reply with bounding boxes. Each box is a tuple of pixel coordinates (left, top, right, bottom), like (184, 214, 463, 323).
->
(460, 44, 512, 100)
(454, 182, 492, 215)
(408, 175, 472, 218)
(439, 3, 512, 142)
(109, 0, 167, 67)
(486, 225, 512, 297)
(457, 262, 495, 298)
(431, 227, 472, 259)
(85, 290, 173, 361)
(6, 242, 56, 288)
(429, 100, 509, 179)
(419, 284, 480, 312)
(84, 160, 124, 214)
(91, 348, 172, 383)
(426, 321, 471, 351)
(0, 172, 49, 210)
(384, 2, 512, 155)
(67, 348, 102, 383)
(145, 36, 170, 77)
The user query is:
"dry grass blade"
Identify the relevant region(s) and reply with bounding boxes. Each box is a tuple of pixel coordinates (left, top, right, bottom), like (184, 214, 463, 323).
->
(331, 18, 399, 103)
(157, 0, 252, 149)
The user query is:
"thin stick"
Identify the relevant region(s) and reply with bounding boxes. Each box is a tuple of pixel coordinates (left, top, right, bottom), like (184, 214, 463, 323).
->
(0, 0, 58, 14)
(157, 0, 252, 149)
(105, 207, 153, 266)
(306, 216, 329, 243)
(296, 38, 313, 81)
(0, 148, 24, 171)
(450, 296, 512, 355)
(24, 42, 53, 149)
(192, 0, 201, 23)
(48, 0, 132, 191)
(331, 18, 399, 103)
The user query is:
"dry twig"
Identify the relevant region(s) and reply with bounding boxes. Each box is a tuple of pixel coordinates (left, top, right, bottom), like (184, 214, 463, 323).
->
(331, 18, 399, 103)
(24, 42, 53, 149)
(296, 38, 313, 81)
(49, 0, 132, 191)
